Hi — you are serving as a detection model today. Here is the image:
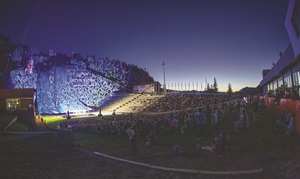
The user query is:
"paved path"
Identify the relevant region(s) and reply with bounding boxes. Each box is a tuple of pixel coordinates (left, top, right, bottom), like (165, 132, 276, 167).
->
(93, 150, 264, 176)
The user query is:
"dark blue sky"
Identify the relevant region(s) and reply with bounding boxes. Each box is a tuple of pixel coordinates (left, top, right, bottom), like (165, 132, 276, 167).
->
(0, 0, 290, 91)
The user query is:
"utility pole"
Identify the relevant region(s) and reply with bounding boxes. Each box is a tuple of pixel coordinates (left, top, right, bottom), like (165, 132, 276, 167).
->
(162, 61, 166, 94)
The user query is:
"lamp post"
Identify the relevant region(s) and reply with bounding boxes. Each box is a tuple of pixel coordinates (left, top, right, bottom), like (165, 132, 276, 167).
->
(162, 61, 166, 94)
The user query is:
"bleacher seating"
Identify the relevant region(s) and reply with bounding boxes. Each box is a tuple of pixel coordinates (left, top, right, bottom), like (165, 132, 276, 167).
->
(101, 93, 163, 114)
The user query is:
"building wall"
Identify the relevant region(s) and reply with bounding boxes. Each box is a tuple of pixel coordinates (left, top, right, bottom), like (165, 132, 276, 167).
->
(285, 0, 300, 56)
(133, 83, 160, 93)
(261, 0, 300, 96)
(0, 99, 5, 112)
(0, 89, 35, 112)
(20, 98, 34, 109)
(18, 109, 35, 127)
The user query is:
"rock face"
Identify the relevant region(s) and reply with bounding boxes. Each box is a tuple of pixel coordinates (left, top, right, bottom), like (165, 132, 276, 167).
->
(3, 44, 154, 114)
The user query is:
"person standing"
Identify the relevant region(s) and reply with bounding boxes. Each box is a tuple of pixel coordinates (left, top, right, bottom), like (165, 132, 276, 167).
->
(196, 108, 206, 141)
(126, 127, 137, 155)
(286, 112, 294, 135)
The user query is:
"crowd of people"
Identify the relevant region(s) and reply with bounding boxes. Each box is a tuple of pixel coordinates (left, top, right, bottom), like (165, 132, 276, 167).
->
(234, 96, 266, 133)
(57, 93, 243, 158)
(142, 93, 232, 112)
(198, 130, 230, 157)
(275, 108, 295, 135)
(58, 94, 238, 136)
(54, 92, 297, 157)
(269, 85, 299, 105)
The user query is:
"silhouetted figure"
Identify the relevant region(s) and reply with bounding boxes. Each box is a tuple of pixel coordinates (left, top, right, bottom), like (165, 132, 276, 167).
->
(126, 127, 137, 155)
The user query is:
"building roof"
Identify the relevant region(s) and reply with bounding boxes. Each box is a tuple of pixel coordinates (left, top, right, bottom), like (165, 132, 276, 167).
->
(133, 81, 161, 87)
(260, 44, 295, 86)
(0, 88, 35, 99)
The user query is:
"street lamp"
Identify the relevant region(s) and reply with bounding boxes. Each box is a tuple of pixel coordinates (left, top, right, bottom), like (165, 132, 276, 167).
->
(162, 61, 166, 94)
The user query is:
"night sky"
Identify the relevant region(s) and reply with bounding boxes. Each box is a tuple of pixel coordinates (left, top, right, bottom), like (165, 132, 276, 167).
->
(0, 0, 290, 91)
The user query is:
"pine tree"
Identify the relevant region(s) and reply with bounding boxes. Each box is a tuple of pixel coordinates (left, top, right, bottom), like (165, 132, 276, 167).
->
(213, 77, 218, 92)
(227, 83, 233, 96)
(206, 83, 210, 92)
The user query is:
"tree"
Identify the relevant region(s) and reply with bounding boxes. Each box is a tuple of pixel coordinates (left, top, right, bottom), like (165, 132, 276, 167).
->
(213, 77, 218, 92)
(227, 83, 233, 96)
(206, 83, 210, 92)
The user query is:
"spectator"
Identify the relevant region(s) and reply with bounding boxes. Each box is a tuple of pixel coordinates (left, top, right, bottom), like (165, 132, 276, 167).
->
(180, 114, 189, 134)
(213, 130, 230, 156)
(199, 130, 230, 157)
(126, 127, 137, 155)
(146, 130, 157, 145)
(195, 108, 206, 141)
(171, 144, 184, 156)
(251, 97, 259, 123)
(291, 87, 299, 100)
(284, 89, 291, 99)
(234, 106, 246, 132)
(286, 112, 294, 135)
(274, 85, 284, 105)
(275, 108, 289, 131)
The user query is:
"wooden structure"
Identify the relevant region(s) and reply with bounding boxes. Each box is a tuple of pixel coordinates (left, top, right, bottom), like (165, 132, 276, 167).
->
(0, 88, 36, 126)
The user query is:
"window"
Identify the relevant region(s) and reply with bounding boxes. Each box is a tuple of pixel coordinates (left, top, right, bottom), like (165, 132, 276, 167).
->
(284, 74, 292, 88)
(268, 83, 273, 91)
(278, 76, 283, 87)
(293, 71, 300, 86)
(6, 98, 20, 111)
(284, 71, 292, 88)
(273, 80, 278, 90)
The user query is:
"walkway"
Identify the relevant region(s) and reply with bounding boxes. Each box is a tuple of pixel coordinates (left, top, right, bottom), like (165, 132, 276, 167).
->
(93, 150, 264, 176)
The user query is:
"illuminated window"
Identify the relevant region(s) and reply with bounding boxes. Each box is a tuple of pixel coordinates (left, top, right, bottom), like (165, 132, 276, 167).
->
(268, 83, 271, 91)
(293, 71, 300, 86)
(278, 76, 283, 87)
(273, 80, 278, 90)
(284, 73, 292, 88)
(6, 98, 20, 111)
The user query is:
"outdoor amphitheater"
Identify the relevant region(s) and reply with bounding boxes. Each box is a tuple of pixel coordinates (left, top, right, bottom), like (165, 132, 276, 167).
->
(1, 0, 300, 177)
(0, 43, 300, 179)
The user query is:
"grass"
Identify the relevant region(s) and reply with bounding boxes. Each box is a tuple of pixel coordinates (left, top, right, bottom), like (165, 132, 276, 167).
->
(4, 109, 299, 153)
(0, 113, 17, 131)
(8, 120, 31, 132)
(0, 133, 104, 178)
(0, 113, 32, 132)
(43, 114, 123, 128)
(1, 109, 299, 178)
(41, 115, 67, 127)
(69, 109, 300, 172)
(0, 133, 196, 178)
(41, 109, 300, 155)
